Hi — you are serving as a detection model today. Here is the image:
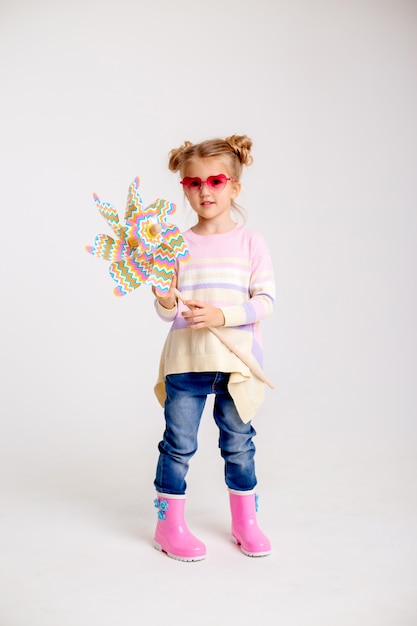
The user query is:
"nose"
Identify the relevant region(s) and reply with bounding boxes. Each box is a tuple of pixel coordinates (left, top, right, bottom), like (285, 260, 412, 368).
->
(199, 180, 210, 194)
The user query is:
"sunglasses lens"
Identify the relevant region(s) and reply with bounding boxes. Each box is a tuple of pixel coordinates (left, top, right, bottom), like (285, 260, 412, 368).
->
(207, 174, 227, 191)
(181, 177, 201, 190)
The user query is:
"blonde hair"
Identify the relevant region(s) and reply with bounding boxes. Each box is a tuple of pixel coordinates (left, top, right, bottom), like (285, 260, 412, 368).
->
(168, 134, 253, 219)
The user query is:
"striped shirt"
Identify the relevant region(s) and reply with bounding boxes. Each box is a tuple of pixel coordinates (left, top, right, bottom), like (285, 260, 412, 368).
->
(154, 224, 275, 422)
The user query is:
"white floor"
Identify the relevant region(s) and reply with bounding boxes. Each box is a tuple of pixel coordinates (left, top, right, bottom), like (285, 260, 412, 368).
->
(2, 407, 416, 626)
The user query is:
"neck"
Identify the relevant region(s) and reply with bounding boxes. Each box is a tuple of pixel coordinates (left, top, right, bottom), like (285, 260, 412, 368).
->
(192, 217, 237, 235)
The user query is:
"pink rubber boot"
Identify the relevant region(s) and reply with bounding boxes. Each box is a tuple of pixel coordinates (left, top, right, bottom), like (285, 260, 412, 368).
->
(153, 494, 206, 562)
(229, 489, 271, 557)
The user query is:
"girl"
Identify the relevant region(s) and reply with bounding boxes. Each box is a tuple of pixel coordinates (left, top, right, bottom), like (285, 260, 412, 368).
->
(152, 135, 275, 561)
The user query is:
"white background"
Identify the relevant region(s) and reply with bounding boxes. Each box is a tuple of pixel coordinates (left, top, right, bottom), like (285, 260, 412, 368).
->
(1, 0, 416, 624)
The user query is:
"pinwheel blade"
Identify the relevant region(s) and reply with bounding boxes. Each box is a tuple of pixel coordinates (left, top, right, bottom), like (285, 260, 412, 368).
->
(124, 176, 144, 229)
(147, 198, 176, 221)
(93, 194, 125, 239)
(163, 224, 190, 261)
(109, 254, 154, 297)
(149, 243, 177, 295)
(85, 234, 130, 261)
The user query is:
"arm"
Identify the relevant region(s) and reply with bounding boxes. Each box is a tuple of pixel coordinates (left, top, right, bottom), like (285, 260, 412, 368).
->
(153, 275, 178, 321)
(181, 232, 275, 329)
(222, 233, 275, 327)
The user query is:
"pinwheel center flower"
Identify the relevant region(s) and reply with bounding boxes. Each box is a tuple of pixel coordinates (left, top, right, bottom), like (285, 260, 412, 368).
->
(127, 221, 162, 250)
(135, 218, 163, 248)
(147, 222, 162, 238)
(127, 236, 140, 248)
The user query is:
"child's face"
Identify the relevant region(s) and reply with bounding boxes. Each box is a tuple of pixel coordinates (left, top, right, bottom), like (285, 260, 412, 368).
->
(182, 157, 241, 227)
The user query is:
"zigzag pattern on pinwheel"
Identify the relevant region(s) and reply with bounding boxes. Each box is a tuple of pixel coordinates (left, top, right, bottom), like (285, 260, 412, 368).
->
(163, 224, 190, 261)
(85, 234, 130, 261)
(124, 176, 143, 225)
(93, 194, 126, 238)
(134, 238, 154, 257)
(150, 245, 177, 295)
(149, 198, 176, 221)
(109, 256, 152, 297)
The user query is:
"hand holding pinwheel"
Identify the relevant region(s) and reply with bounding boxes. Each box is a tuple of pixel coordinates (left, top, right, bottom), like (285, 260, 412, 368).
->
(85, 176, 190, 296)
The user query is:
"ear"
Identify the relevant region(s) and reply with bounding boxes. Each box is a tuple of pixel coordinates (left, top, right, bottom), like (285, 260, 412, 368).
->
(231, 180, 241, 200)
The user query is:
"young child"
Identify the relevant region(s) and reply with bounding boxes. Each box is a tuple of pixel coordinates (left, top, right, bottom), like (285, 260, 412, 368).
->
(152, 135, 275, 561)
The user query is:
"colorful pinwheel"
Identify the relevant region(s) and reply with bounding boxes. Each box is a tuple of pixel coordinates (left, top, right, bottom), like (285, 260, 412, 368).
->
(86, 176, 190, 296)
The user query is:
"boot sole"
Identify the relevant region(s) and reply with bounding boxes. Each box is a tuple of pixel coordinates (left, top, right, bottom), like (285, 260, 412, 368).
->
(231, 536, 271, 557)
(153, 540, 206, 562)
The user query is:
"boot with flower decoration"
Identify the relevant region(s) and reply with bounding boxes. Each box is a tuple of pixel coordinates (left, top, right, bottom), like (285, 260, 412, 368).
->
(229, 489, 271, 557)
(153, 493, 206, 561)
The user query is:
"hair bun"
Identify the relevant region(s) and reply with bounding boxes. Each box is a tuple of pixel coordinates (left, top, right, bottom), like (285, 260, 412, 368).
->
(168, 141, 193, 172)
(225, 135, 253, 166)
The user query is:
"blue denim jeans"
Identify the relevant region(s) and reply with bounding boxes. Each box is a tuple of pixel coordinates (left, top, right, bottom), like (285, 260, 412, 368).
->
(154, 372, 257, 495)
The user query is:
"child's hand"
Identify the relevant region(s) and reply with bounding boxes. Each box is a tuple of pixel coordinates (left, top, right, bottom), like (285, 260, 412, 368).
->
(181, 299, 225, 329)
(152, 275, 177, 310)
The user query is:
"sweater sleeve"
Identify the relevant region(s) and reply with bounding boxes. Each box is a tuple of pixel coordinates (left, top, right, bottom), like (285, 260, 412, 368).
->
(154, 298, 178, 322)
(221, 232, 275, 328)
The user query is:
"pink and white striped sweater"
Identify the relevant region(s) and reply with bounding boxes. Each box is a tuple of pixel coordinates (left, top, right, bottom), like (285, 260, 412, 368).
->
(154, 224, 275, 422)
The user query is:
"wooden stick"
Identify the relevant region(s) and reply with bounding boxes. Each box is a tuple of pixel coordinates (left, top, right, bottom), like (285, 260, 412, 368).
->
(174, 288, 275, 390)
